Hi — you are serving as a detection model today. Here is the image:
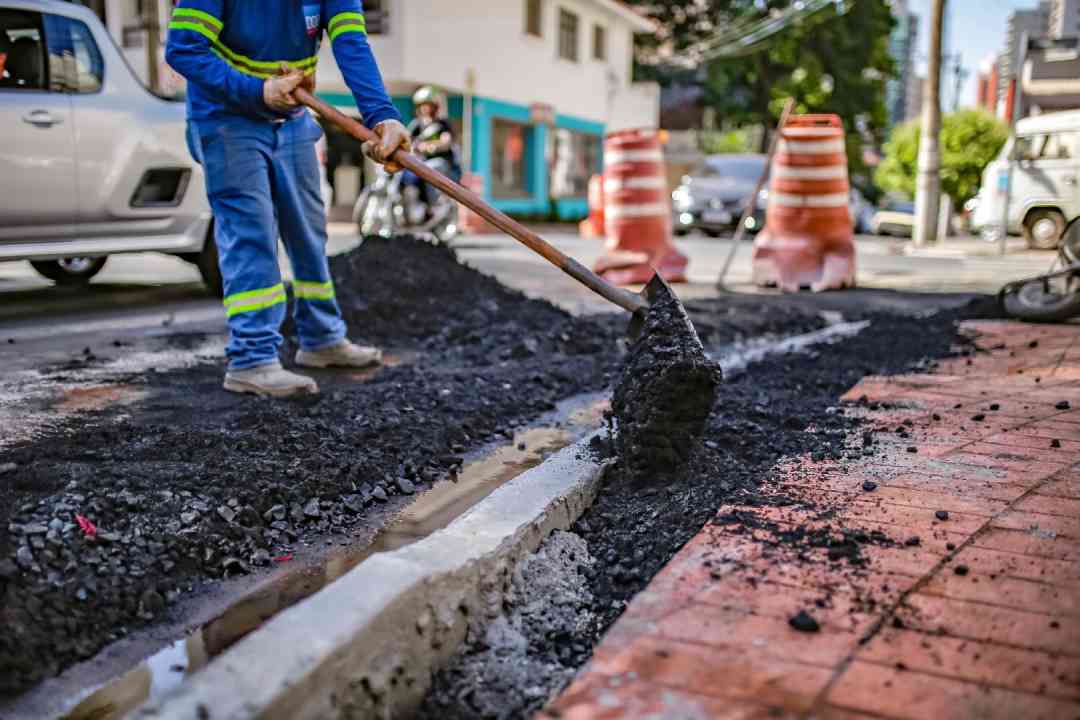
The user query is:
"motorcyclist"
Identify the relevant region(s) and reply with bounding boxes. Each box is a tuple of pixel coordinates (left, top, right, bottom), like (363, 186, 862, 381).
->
(402, 85, 459, 218)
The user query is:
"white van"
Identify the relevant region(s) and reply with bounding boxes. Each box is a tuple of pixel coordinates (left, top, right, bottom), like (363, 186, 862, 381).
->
(972, 110, 1080, 249)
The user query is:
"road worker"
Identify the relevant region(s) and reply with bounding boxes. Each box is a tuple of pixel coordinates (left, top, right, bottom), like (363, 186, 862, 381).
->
(166, 0, 410, 397)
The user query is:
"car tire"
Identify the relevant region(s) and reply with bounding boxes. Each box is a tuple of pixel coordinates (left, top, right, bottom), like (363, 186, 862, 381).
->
(1023, 208, 1065, 250)
(30, 257, 108, 285)
(196, 224, 223, 298)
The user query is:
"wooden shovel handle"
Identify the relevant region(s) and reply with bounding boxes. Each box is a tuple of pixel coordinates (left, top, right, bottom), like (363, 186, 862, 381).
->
(293, 88, 648, 315)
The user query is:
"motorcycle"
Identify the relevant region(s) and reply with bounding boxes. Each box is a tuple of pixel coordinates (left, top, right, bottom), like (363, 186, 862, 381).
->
(1000, 218, 1080, 322)
(352, 161, 460, 244)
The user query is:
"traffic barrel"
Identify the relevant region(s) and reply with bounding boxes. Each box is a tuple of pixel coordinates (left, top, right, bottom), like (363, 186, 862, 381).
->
(752, 115, 856, 291)
(579, 174, 606, 238)
(593, 129, 687, 286)
(458, 173, 495, 234)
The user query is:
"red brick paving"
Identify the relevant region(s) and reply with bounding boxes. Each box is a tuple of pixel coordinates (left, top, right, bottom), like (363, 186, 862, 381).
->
(542, 321, 1080, 719)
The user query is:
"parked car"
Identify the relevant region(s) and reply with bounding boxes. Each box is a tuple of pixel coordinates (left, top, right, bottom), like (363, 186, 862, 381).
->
(849, 187, 875, 234)
(672, 154, 768, 236)
(0, 0, 219, 291)
(871, 200, 916, 237)
(972, 109, 1080, 250)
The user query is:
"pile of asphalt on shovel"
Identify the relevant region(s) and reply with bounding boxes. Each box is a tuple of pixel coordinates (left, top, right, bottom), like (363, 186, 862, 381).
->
(0, 235, 838, 700)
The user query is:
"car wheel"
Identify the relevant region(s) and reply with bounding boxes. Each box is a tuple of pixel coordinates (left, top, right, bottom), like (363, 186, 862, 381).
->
(30, 257, 107, 285)
(1023, 209, 1065, 250)
(196, 223, 223, 297)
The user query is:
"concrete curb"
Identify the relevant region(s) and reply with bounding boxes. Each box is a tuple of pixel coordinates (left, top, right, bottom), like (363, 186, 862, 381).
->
(135, 433, 607, 720)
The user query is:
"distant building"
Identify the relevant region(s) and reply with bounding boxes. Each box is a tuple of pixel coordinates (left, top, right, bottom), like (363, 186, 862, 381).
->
(999, 1, 1051, 119)
(1049, 0, 1080, 38)
(1019, 37, 1080, 116)
(907, 72, 924, 121)
(886, 0, 918, 127)
(976, 54, 1000, 113)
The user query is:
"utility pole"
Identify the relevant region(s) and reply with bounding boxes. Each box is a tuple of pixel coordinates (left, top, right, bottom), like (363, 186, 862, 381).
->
(914, 0, 946, 246)
(144, 0, 162, 93)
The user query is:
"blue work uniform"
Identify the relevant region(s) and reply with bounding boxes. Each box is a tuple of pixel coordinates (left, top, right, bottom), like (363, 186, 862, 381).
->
(166, 0, 400, 370)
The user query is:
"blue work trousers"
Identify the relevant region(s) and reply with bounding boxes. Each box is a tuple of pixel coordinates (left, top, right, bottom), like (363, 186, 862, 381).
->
(194, 114, 346, 370)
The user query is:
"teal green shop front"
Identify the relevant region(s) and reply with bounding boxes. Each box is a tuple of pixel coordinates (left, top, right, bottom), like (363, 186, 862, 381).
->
(318, 92, 605, 221)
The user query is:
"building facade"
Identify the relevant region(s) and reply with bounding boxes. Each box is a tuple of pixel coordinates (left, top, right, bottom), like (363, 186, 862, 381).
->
(1049, 0, 1080, 38)
(999, 1, 1051, 119)
(316, 0, 659, 219)
(885, 0, 918, 128)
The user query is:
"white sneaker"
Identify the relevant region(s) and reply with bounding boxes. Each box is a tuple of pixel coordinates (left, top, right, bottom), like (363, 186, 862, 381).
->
(295, 340, 383, 369)
(223, 361, 319, 397)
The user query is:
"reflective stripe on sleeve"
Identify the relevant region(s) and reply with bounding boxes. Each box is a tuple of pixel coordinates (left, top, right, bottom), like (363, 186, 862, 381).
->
(328, 12, 367, 41)
(223, 283, 287, 317)
(293, 280, 336, 302)
(210, 45, 319, 79)
(168, 8, 222, 41)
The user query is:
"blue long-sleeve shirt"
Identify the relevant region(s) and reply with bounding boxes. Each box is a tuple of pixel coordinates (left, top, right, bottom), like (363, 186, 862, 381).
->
(165, 0, 400, 128)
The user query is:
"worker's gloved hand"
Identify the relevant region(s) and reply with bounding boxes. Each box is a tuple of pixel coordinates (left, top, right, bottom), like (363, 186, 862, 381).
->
(263, 64, 305, 113)
(364, 119, 411, 174)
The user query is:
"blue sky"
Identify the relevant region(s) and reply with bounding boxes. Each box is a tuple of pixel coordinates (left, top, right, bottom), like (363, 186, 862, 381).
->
(905, 0, 1038, 106)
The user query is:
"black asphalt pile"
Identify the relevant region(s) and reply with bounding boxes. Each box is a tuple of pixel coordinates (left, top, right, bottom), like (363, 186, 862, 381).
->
(417, 300, 992, 719)
(610, 277, 721, 480)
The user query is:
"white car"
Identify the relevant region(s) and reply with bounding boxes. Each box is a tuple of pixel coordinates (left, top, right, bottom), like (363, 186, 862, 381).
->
(0, 0, 219, 290)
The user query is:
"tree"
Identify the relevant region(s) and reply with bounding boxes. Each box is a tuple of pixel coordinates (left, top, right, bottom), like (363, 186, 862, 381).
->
(625, 0, 896, 177)
(875, 110, 1008, 207)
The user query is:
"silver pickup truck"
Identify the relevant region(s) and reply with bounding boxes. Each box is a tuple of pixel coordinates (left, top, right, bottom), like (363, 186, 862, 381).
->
(0, 0, 220, 292)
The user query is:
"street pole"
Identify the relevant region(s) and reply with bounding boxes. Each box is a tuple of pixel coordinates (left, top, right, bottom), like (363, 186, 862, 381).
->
(144, 0, 162, 93)
(913, 0, 946, 247)
(999, 32, 1028, 257)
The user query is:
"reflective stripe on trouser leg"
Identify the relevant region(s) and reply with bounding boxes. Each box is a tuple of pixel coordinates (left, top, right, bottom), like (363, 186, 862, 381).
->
(199, 119, 287, 370)
(272, 116, 346, 352)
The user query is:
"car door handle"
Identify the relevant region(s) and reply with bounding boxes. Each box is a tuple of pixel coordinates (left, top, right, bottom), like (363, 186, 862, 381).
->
(22, 110, 62, 127)
(1065, 176, 1078, 186)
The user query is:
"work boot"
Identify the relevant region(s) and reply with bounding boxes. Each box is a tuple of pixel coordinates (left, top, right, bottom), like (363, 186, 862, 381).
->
(295, 340, 383, 369)
(223, 361, 319, 398)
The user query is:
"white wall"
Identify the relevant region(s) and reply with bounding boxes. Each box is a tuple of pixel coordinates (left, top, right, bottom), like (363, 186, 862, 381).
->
(317, 0, 658, 128)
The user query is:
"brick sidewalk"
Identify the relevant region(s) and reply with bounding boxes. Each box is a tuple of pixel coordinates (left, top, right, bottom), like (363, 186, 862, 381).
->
(543, 320, 1080, 720)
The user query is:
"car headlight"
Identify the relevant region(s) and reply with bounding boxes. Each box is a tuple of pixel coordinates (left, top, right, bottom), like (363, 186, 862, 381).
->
(756, 188, 769, 206)
(672, 187, 693, 211)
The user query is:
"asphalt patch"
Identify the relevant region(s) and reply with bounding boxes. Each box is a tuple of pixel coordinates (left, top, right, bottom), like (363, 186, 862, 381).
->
(0, 237, 835, 699)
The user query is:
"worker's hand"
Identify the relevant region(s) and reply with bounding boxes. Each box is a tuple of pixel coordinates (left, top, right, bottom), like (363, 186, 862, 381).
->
(364, 119, 411, 173)
(263, 64, 305, 113)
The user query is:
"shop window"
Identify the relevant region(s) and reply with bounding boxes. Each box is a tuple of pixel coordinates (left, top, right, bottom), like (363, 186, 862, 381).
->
(593, 24, 606, 61)
(492, 119, 531, 200)
(558, 9, 578, 62)
(525, 0, 542, 37)
(0, 9, 46, 90)
(550, 128, 601, 198)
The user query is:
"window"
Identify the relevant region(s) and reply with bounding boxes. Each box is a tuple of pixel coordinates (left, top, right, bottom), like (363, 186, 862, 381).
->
(525, 0, 542, 37)
(592, 24, 606, 61)
(0, 8, 46, 90)
(550, 128, 601, 198)
(364, 0, 388, 35)
(558, 9, 578, 62)
(1043, 132, 1073, 159)
(491, 119, 531, 200)
(43, 14, 104, 93)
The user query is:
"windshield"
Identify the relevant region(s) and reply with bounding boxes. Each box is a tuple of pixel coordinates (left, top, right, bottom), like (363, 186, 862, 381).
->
(694, 156, 767, 182)
(886, 201, 915, 213)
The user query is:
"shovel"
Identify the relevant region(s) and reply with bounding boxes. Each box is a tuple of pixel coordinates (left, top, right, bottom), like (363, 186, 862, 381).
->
(292, 88, 673, 333)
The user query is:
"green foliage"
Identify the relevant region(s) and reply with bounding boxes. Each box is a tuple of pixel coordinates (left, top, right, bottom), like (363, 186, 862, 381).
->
(699, 128, 755, 154)
(876, 110, 1009, 206)
(625, 0, 896, 175)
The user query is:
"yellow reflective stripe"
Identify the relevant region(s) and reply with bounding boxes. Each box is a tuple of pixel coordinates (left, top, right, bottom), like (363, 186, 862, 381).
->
(328, 12, 367, 41)
(223, 284, 287, 317)
(213, 41, 318, 71)
(172, 7, 223, 31)
(293, 280, 335, 301)
(168, 20, 218, 42)
(210, 48, 317, 79)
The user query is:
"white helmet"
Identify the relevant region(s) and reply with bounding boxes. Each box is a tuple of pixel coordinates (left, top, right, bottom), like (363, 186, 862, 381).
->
(412, 85, 445, 111)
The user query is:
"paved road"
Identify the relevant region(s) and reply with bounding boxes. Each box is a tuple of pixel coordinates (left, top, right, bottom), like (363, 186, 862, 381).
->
(0, 227, 1058, 372)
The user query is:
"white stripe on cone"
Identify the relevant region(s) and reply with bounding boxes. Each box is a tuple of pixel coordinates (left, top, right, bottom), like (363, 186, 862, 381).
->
(772, 165, 847, 180)
(605, 149, 665, 163)
(604, 176, 668, 192)
(777, 139, 845, 154)
(782, 127, 842, 138)
(770, 192, 849, 208)
(605, 202, 670, 219)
